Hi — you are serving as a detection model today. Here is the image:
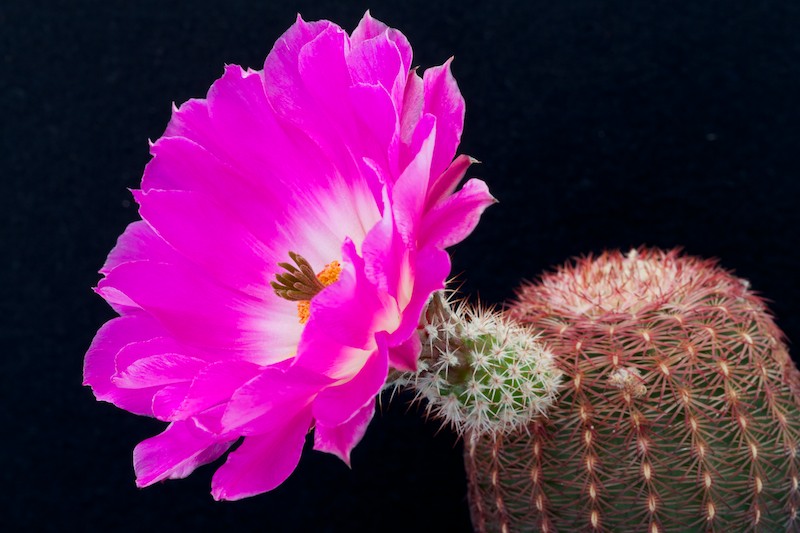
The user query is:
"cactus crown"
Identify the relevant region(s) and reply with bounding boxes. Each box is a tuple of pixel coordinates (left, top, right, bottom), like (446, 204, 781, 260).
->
(529, 247, 750, 317)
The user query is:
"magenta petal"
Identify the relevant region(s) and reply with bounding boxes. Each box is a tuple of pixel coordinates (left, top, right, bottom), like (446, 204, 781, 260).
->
(348, 25, 404, 102)
(151, 382, 193, 421)
(349, 83, 398, 173)
(263, 16, 334, 127)
(420, 178, 496, 250)
(142, 137, 284, 246)
(171, 360, 261, 420)
(350, 11, 388, 45)
(161, 98, 215, 152)
(388, 332, 422, 372)
(136, 189, 276, 299)
(221, 367, 330, 435)
(84, 314, 168, 416)
(425, 154, 475, 211)
(392, 114, 436, 245)
(304, 239, 397, 352)
(399, 69, 424, 150)
(361, 187, 402, 297)
(107, 333, 205, 421)
(211, 410, 312, 501)
(113, 343, 206, 389)
(422, 59, 465, 181)
(98, 260, 287, 364)
(295, 328, 374, 382)
(134, 420, 233, 487)
(314, 399, 375, 466)
(350, 11, 412, 79)
(388, 246, 451, 347)
(312, 339, 388, 427)
(100, 221, 179, 276)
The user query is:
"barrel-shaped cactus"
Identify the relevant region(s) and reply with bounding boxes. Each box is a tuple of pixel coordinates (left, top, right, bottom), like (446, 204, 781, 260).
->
(465, 249, 800, 532)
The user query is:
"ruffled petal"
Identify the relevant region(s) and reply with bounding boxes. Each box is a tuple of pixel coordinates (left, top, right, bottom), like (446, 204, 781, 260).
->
(399, 69, 425, 151)
(313, 399, 375, 466)
(387, 321, 423, 372)
(422, 59, 465, 181)
(387, 246, 451, 349)
(420, 178, 496, 250)
(98, 260, 300, 364)
(312, 339, 389, 427)
(348, 22, 404, 100)
(211, 410, 312, 501)
(263, 17, 341, 135)
(302, 239, 398, 353)
(84, 314, 169, 416)
(220, 367, 330, 436)
(151, 383, 193, 421)
(162, 98, 214, 147)
(425, 154, 475, 211)
(113, 351, 206, 389)
(171, 360, 262, 420)
(134, 419, 233, 487)
(100, 221, 178, 276)
(135, 189, 278, 300)
(142, 137, 284, 242)
(350, 11, 413, 94)
(392, 114, 436, 246)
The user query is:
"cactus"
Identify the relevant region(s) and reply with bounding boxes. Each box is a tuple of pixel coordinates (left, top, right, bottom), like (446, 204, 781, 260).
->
(463, 248, 800, 532)
(411, 292, 562, 435)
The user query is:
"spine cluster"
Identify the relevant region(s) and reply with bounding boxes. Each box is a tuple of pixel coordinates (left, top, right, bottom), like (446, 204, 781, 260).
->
(410, 292, 562, 436)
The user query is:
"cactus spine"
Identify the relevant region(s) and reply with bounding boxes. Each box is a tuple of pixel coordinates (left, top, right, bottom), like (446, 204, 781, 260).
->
(463, 249, 800, 532)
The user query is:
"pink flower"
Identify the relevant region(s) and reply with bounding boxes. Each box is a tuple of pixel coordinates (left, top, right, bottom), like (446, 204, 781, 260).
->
(84, 12, 494, 500)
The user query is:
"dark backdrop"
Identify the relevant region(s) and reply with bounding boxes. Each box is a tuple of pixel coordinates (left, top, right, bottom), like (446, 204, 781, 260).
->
(3, 1, 799, 531)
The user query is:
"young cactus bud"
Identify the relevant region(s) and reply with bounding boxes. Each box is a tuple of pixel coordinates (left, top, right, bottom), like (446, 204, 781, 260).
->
(412, 292, 562, 435)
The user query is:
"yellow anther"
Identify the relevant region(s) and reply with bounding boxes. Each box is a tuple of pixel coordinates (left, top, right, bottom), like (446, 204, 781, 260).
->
(295, 260, 341, 324)
(316, 260, 342, 286)
(297, 300, 311, 324)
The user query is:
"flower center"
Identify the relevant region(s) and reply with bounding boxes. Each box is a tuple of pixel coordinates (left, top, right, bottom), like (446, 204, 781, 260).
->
(271, 251, 342, 324)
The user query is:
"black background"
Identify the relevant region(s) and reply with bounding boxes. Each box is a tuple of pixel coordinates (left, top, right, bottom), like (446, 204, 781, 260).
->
(3, 1, 799, 531)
